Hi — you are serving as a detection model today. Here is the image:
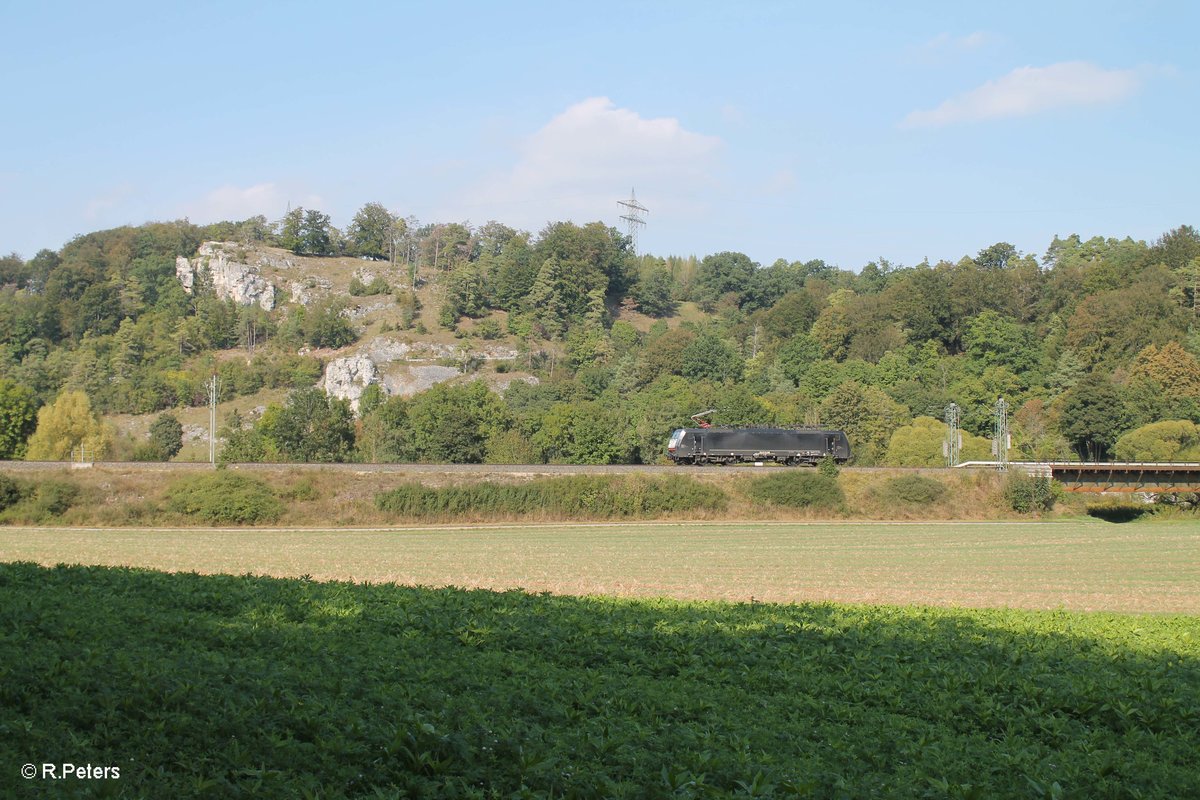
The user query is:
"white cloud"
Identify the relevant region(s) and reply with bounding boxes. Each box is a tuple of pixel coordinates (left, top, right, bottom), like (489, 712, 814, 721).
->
(902, 61, 1142, 128)
(182, 182, 324, 223)
(460, 97, 721, 227)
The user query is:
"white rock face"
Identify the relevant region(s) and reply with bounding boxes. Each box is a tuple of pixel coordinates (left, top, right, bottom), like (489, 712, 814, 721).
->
(175, 256, 195, 293)
(382, 365, 462, 397)
(177, 242, 276, 310)
(322, 355, 382, 413)
(288, 276, 332, 306)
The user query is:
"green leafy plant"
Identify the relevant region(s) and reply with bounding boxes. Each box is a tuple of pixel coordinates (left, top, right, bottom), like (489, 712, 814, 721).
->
(1, 562, 1196, 798)
(0, 474, 20, 511)
(745, 472, 844, 510)
(166, 471, 283, 524)
(818, 454, 840, 477)
(0, 479, 80, 522)
(877, 474, 948, 505)
(1003, 473, 1061, 514)
(376, 475, 725, 519)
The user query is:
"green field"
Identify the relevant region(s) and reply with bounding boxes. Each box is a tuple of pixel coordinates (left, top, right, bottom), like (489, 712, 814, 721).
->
(2, 520, 1198, 613)
(2, 562, 1198, 798)
(4, 521, 1198, 796)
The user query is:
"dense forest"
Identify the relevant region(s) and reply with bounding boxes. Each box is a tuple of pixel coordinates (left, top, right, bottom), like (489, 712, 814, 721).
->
(1, 205, 1199, 466)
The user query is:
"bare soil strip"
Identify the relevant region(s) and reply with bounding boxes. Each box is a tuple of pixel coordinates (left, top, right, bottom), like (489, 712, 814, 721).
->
(2, 520, 1197, 614)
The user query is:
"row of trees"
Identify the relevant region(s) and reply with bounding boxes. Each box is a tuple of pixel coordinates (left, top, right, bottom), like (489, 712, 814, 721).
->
(2, 211, 1199, 464)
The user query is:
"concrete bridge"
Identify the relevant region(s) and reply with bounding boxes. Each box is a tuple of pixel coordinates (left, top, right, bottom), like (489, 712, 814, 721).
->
(961, 461, 1200, 493)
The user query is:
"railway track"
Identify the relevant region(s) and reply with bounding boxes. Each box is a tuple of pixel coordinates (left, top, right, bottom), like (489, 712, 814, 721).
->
(0, 460, 930, 476)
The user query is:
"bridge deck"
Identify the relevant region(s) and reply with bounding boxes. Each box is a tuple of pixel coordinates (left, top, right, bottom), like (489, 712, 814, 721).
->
(960, 461, 1200, 493)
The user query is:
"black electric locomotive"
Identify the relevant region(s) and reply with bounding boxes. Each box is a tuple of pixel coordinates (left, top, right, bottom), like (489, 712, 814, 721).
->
(666, 426, 851, 466)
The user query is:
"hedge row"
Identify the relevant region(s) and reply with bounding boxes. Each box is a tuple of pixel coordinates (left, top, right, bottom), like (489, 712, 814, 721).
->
(376, 475, 726, 519)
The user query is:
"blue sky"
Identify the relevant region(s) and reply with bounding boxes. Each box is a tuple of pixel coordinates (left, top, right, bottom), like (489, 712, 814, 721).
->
(1, 1, 1195, 269)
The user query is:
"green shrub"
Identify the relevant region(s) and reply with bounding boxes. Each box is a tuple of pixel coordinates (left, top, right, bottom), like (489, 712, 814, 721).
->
(745, 472, 844, 510)
(166, 472, 283, 524)
(350, 276, 390, 296)
(1003, 473, 1060, 514)
(818, 455, 840, 477)
(375, 476, 725, 519)
(31, 481, 80, 517)
(476, 318, 502, 340)
(0, 474, 20, 511)
(131, 443, 168, 462)
(877, 474, 947, 505)
(2, 479, 81, 522)
(281, 478, 319, 502)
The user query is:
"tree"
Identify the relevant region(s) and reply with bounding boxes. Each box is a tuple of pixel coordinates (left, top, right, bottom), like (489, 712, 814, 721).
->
(761, 291, 818, 340)
(1150, 224, 1200, 271)
(1058, 373, 1132, 460)
(636, 328, 695, 385)
(975, 242, 1019, 271)
(0, 379, 38, 459)
(525, 257, 570, 339)
(279, 207, 304, 253)
(1129, 342, 1200, 402)
(819, 380, 910, 465)
(347, 202, 396, 260)
(534, 221, 634, 306)
(148, 412, 184, 461)
(298, 299, 356, 349)
(300, 210, 333, 256)
(24, 390, 113, 461)
(421, 222, 475, 272)
(1064, 270, 1188, 370)
(810, 301, 853, 361)
(406, 382, 509, 463)
(883, 266, 952, 348)
(441, 262, 487, 323)
(355, 395, 411, 463)
(884, 416, 989, 467)
(489, 234, 537, 308)
(775, 333, 822, 386)
(259, 388, 355, 463)
(963, 311, 1042, 380)
(629, 265, 676, 317)
(694, 251, 756, 307)
(1013, 398, 1074, 461)
(680, 334, 744, 383)
(532, 401, 630, 464)
(1114, 420, 1200, 461)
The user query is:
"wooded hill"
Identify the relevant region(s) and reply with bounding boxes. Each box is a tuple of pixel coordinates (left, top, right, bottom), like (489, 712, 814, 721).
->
(1, 208, 1199, 466)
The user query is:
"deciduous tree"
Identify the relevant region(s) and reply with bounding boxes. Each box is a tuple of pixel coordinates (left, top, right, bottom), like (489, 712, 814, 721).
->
(24, 390, 113, 461)
(0, 379, 38, 459)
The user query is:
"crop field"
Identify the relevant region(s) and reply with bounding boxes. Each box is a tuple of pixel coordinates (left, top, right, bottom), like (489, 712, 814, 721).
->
(1, 520, 1198, 613)
(2, 562, 1198, 798)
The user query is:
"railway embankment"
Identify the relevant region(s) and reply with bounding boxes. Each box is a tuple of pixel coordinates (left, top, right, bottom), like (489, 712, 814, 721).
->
(0, 461, 1134, 526)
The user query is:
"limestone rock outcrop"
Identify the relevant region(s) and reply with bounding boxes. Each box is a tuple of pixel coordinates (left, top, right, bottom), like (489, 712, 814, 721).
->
(176, 242, 276, 310)
(322, 355, 382, 413)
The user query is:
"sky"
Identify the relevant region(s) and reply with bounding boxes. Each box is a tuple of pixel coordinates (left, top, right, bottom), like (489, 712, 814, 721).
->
(1, 0, 1196, 270)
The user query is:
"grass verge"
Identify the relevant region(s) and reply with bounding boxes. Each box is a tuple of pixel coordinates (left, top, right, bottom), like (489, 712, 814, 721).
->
(0, 465, 1104, 526)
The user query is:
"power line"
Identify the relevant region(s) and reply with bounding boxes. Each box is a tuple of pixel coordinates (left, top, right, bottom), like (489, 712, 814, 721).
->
(993, 397, 1010, 472)
(617, 188, 648, 255)
(944, 402, 961, 467)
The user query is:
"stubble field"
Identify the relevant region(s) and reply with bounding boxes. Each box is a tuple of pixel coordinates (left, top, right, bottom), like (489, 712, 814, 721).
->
(3, 519, 1197, 613)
